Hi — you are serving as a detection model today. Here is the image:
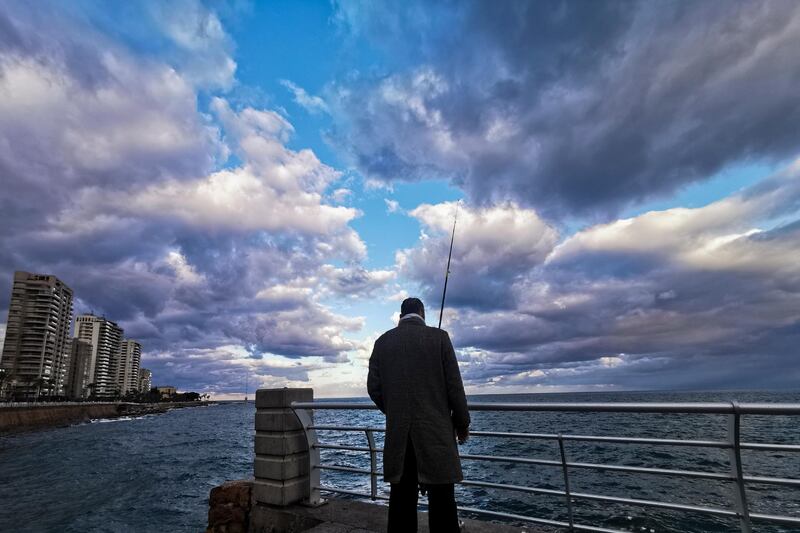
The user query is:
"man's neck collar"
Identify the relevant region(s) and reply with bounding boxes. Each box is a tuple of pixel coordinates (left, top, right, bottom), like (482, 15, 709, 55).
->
(399, 313, 425, 324)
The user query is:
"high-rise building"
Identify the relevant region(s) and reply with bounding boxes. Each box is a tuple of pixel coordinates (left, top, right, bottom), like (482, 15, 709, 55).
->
(139, 367, 152, 393)
(74, 314, 123, 398)
(116, 339, 141, 396)
(0, 271, 73, 399)
(65, 339, 93, 399)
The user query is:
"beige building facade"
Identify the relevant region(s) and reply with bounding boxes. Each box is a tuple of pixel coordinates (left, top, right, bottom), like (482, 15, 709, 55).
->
(0, 271, 74, 398)
(116, 339, 141, 396)
(74, 314, 123, 398)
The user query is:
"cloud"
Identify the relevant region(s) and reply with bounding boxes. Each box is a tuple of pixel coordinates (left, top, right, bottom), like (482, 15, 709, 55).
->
(0, 2, 377, 395)
(397, 201, 558, 309)
(401, 163, 800, 391)
(280, 79, 329, 114)
(318, 265, 395, 298)
(330, 1, 800, 216)
(148, 0, 237, 90)
(384, 199, 401, 213)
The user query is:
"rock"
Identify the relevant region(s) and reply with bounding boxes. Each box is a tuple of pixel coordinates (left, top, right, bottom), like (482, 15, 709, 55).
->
(207, 479, 253, 533)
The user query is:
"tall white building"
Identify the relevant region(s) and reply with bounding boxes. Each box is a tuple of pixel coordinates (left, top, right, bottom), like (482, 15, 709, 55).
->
(116, 339, 141, 396)
(0, 271, 73, 398)
(139, 367, 152, 393)
(74, 314, 123, 398)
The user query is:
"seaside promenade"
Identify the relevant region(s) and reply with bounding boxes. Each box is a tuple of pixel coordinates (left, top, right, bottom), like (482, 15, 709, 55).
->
(206, 387, 800, 533)
(0, 400, 211, 433)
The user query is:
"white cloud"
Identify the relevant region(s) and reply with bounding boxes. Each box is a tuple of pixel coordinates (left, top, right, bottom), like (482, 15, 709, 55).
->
(148, 0, 237, 89)
(384, 198, 401, 213)
(550, 161, 800, 273)
(397, 201, 559, 308)
(0, 55, 222, 187)
(280, 79, 329, 114)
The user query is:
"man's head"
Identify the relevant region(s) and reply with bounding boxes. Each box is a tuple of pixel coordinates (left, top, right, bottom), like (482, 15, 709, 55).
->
(400, 297, 425, 319)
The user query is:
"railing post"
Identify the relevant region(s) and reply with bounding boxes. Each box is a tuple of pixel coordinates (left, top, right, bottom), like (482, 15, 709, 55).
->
(295, 406, 323, 506)
(252, 388, 317, 507)
(557, 433, 575, 532)
(365, 430, 378, 500)
(727, 401, 752, 533)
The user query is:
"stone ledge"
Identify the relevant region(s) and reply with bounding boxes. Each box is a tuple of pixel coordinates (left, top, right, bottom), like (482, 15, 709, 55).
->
(256, 388, 313, 409)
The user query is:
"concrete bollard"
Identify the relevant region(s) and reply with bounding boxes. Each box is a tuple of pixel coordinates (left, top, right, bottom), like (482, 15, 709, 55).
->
(253, 388, 313, 507)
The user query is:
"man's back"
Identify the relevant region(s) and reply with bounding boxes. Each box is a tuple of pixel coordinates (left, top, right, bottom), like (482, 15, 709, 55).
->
(367, 314, 470, 485)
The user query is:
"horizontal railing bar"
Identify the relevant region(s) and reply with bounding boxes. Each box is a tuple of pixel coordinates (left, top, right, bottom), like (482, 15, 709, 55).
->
(461, 479, 737, 517)
(318, 485, 389, 501)
(570, 491, 737, 518)
(461, 453, 561, 467)
(294, 401, 800, 415)
(741, 442, 800, 452)
(318, 465, 371, 475)
(461, 479, 565, 497)
(310, 425, 385, 432)
(749, 513, 800, 526)
(472, 430, 731, 448)
(567, 461, 732, 481)
(743, 475, 800, 487)
(310, 424, 800, 452)
(316, 443, 381, 453)
(461, 453, 732, 481)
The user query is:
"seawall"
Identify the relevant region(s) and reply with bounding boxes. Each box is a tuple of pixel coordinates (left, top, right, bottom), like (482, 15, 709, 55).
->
(0, 402, 208, 434)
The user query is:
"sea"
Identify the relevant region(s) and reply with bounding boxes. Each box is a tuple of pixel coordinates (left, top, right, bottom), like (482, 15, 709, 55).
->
(0, 391, 798, 533)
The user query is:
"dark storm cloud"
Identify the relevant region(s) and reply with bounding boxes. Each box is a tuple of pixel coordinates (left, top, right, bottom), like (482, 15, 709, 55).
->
(331, 0, 800, 215)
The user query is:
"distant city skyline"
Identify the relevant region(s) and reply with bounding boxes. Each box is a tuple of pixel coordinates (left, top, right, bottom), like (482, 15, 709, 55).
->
(0, 270, 150, 400)
(0, 1, 799, 398)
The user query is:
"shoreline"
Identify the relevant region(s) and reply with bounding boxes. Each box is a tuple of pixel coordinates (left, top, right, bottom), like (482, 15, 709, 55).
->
(0, 401, 215, 435)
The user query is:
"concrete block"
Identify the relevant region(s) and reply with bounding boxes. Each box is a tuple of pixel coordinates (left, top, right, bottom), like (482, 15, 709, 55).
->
(255, 453, 309, 480)
(255, 430, 308, 456)
(252, 477, 309, 506)
(255, 408, 303, 432)
(255, 388, 312, 409)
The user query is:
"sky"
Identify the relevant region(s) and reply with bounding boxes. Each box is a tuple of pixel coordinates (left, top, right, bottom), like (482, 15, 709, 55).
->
(0, 0, 799, 398)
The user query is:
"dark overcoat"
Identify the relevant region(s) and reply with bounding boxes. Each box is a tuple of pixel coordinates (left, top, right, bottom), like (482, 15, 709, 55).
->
(367, 316, 470, 484)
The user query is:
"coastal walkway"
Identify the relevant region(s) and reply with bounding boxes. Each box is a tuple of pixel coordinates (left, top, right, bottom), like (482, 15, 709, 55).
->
(209, 481, 545, 532)
(206, 388, 800, 533)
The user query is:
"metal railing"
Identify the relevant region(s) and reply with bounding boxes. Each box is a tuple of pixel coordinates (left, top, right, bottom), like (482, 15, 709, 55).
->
(291, 401, 800, 533)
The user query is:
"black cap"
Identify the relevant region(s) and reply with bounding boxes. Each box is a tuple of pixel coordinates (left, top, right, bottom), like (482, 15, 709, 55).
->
(400, 297, 425, 317)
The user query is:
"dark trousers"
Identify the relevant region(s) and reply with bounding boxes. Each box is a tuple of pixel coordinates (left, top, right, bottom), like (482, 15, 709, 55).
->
(387, 437, 459, 533)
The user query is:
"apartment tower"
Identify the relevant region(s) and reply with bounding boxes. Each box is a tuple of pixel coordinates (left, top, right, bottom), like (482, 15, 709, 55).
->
(116, 339, 141, 396)
(74, 314, 123, 398)
(65, 339, 93, 399)
(139, 368, 152, 393)
(0, 271, 74, 398)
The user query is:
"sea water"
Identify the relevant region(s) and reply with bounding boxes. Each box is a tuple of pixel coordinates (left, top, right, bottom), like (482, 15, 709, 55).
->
(0, 391, 798, 532)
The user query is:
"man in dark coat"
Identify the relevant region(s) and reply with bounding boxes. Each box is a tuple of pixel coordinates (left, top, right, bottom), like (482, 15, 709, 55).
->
(367, 297, 470, 533)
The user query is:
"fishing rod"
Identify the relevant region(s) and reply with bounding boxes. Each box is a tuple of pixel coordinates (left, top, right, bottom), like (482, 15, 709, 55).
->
(438, 202, 460, 329)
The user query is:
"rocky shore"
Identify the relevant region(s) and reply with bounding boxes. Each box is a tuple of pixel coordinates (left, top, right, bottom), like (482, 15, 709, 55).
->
(0, 401, 214, 434)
